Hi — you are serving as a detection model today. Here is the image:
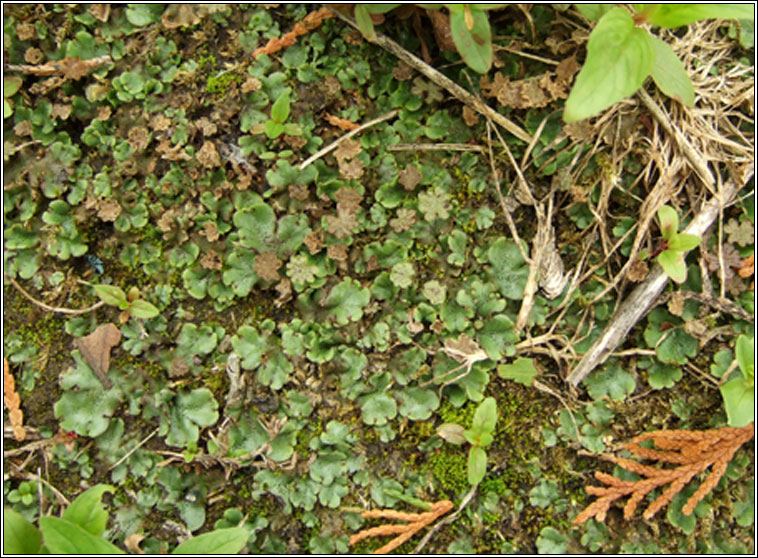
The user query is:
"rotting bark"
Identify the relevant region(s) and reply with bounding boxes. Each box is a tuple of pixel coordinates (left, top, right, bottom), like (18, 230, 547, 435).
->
(566, 176, 743, 387)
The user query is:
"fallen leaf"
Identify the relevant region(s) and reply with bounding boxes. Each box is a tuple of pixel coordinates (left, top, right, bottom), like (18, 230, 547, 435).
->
(161, 4, 230, 29)
(737, 253, 754, 278)
(124, 533, 145, 554)
(75, 323, 121, 388)
(325, 113, 360, 131)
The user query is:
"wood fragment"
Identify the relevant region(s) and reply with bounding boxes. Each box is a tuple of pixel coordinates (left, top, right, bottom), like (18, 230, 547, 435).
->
(566, 176, 742, 387)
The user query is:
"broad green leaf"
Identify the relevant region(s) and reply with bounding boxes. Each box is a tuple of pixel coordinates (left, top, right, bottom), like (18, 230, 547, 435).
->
(128, 299, 159, 319)
(449, 9, 492, 74)
(736, 335, 754, 379)
(564, 8, 655, 123)
(721, 376, 754, 427)
(264, 120, 284, 138)
(467, 445, 487, 485)
(649, 36, 695, 107)
(576, 4, 615, 21)
(171, 527, 250, 555)
(478, 314, 517, 360)
(354, 5, 377, 41)
(397, 387, 440, 420)
(497, 357, 539, 386)
(584, 361, 635, 401)
(656, 328, 698, 365)
(640, 4, 755, 28)
(361, 392, 397, 425)
(471, 396, 497, 435)
(536, 526, 568, 554)
(657, 249, 687, 283)
(63, 485, 115, 536)
(270, 92, 290, 123)
(234, 203, 276, 251)
(322, 278, 371, 325)
(124, 4, 163, 26)
(55, 353, 122, 437)
(667, 233, 700, 252)
(4, 75, 23, 97)
(487, 238, 530, 300)
(93, 284, 128, 307)
(39, 517, 124, 554)
(647, 362, 682, 390)
(4, 508, 42, 555)
(231, 325, 266, 370)
(166, 388, 219, 447)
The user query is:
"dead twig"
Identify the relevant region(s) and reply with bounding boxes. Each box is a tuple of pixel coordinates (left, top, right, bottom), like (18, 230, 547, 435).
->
(5, 274, 105, 315)
(566, 176, 741, 387)
(298, 109, 399, 171)
(328, 8, 532, 144)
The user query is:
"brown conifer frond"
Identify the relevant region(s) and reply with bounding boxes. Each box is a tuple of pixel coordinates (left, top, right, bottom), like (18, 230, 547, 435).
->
(253, 7, 334, 57)
(573, 423, 754, 525)
(4, 358, 26, 442)
(349, 499, 453, 554)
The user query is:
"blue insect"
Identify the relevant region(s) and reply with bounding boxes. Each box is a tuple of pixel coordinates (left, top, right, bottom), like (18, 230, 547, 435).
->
(85, 254, 104, 275)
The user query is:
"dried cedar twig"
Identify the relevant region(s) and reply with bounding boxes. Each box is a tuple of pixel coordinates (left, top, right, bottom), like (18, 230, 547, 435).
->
(350, 499, 453, 554)
(574, 423, 754, 524)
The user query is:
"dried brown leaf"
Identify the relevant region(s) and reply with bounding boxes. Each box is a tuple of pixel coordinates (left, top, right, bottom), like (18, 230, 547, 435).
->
(254, 252, 282, 282)
(324, 113, 360, 131)
(75, 323, 121, 386)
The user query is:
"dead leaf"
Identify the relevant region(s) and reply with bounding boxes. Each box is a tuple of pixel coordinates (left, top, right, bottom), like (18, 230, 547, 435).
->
(325, 113, 360, 131)
(124, 533, 145, 554)
(338, 157, 365, 180)
(197, 141, 221, 168)
(667, 292, 685, 317)
(162, 4, 230, 29)
(325, 209, 359, 239)
(96, 199, 122, 222)
(427, 10, 456, 52)
(398, 164, 422, 191)
(75, 323, 121, 388)
(88, 4, 111, 22)
(255, 252, 283, 282)
(443, 334, 487, 365)
(334, 138, 362, 161)
(737, 254, 754, 279)
(334, 186, 363, 212)
(627, 258, 649, 282)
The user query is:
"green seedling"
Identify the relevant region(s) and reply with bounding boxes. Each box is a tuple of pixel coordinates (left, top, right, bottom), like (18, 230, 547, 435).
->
(264, 92, 301, 139)
(4, 75, 23, 118)
(437, 396, 498, 485)
(565, 4, 754, 122)
(651, 205, 701, 283)
(93, 284, 160, 320)
(3, 484, 248, 555)
(355, 4, 506, 74)
(720, 335, 754, 427)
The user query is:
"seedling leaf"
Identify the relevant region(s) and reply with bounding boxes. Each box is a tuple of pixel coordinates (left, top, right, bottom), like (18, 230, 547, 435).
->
(564, 8, 655, 123)
(63, 484, 115, 536)
(468, 445, 487, 485)
(641, 4, 755, 28)
(657, 249, 687, 283)
(39, 517, 124, 554)
(649, 35, 694, 107)
(3, 508, 43, 554)
(171, 527, 249, 555)
(449, 8, 492, 74)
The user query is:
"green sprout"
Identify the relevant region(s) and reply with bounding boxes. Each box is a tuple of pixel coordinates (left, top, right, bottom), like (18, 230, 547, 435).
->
(720, 335, 755, 427)
(92, 284, 160, 320)
(653, 205, 701, 283)
(264, 92, 301, 139)
(564, 4, 754, 122)
(437, 396, 498, 485)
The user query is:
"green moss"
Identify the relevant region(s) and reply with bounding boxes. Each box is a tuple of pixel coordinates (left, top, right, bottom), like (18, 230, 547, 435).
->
(206, 71, 243, 95)
(426, 450, 469, 495)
